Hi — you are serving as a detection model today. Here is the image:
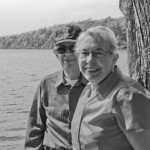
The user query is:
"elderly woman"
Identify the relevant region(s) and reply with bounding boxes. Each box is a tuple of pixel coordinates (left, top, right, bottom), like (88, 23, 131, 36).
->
(71, 26, 150, 150)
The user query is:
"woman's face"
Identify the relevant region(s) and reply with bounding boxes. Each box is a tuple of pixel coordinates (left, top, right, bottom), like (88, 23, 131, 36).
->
(77, 35, 118, 85)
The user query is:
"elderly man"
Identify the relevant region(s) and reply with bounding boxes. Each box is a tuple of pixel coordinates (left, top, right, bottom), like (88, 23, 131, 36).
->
(25, 24, 87, 150)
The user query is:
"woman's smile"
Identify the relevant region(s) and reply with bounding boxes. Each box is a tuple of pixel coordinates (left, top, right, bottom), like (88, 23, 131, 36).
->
(85, 66, 101, 73)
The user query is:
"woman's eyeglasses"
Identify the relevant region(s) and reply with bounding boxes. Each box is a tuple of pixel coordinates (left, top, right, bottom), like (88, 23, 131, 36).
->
(77, 49, 112, 58)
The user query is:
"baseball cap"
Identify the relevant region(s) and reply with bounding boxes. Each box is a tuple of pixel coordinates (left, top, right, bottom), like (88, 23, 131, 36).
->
(54, 23, 82, 46)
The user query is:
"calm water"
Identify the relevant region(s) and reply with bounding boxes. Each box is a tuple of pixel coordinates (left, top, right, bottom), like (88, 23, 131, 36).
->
(0, 49, 128, 150)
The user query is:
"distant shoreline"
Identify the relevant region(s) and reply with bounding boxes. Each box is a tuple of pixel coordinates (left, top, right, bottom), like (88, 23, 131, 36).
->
(0, 48, 127, 51)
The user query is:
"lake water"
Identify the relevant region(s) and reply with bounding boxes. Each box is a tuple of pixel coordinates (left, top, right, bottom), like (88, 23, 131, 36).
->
(0, 49, 128, 150)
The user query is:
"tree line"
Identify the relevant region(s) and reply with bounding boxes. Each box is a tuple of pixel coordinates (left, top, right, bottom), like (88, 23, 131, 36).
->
(0, 16, 126, 50)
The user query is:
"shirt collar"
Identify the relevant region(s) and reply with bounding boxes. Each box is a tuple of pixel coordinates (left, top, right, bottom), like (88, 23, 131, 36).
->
(55, 69, 88, 88)
(92, 66, 123, 98)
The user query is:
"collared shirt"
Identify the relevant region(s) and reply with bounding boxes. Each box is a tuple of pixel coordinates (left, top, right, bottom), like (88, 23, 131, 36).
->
(71, 67, 150, 150)
(25, 70, 88, 150)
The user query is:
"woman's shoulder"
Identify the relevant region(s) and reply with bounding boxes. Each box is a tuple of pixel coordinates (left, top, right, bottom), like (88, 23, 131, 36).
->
(116, 75, 150, 105)
(113, 78, 150, 131)
(119, 73, 149, 94)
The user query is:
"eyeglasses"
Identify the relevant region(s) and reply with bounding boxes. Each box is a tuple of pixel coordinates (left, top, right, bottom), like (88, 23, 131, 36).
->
(55, 44, 75, 54)
(77, 49, 112, 58)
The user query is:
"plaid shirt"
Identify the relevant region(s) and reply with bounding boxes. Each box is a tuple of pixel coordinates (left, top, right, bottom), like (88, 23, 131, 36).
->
(25, 70, 88, 150)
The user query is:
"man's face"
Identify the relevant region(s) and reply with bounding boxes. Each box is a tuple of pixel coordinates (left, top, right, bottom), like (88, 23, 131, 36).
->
(77, 36, 117, 85)
(54, 42, 79, 73)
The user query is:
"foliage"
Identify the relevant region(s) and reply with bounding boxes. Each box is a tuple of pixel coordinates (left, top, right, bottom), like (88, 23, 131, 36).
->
(0, 17, 126, 50)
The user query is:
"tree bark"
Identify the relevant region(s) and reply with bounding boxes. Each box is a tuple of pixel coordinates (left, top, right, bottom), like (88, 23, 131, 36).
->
(119, 0, 150, 90)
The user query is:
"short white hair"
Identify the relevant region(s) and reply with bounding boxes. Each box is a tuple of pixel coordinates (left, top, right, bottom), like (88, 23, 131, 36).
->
(76, 26, 118, 54)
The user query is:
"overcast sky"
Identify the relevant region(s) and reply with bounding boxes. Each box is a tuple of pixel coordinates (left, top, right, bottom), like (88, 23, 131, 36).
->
(0, 0, 123, 36)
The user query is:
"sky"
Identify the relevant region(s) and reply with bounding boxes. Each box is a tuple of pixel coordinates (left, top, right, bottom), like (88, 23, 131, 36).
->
(0, 0, 123, 36)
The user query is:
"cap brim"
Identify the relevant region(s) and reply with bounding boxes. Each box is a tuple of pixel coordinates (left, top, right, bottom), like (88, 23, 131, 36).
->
(54, 39, 76, 46)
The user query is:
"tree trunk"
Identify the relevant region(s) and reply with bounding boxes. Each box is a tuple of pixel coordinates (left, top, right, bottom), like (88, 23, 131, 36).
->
(119, 0, 150, 90)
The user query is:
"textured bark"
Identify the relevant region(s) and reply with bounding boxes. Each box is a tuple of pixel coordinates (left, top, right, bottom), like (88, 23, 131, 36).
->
(119, 0, 150, 90)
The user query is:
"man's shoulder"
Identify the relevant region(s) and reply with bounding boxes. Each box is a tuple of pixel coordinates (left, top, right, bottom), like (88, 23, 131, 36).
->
(40, 70, 61, 86)
(43, 71, 60, 80)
